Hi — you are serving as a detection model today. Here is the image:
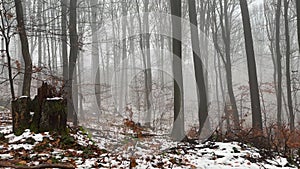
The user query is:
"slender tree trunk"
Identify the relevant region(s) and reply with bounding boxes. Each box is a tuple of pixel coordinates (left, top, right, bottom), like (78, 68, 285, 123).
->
(284, 0, 294, 131)
(128, 15, 140, 113)
(0, 4, 15, 100)
(68, 0, 78, 126)
(211, 1, 230, 131)
(214, 52, 222, 132)
(51, 8, 57, 73)
(16, 38, 22, 96)
(1, 36, 15, 100)
(79, 53, 84, 119)
(219, 0, 239, 130)
(170, 0, 185, 141)
(90, 0, 101, 112)
(188, 0, 208, 134)
(37, 0, 42, 85)
(264, 2, 279, 123)
(136, 0, 150, 121)
(296, 0, 300, 53)
(110, 0, 118, 114)
(61, 0, 68, 91)
(14, 0, 32, 96)
(239, 0, 263, 131)
(119, 0, 127, 113)
(144, 0, 153, 127)
(275, 0, 282, 126)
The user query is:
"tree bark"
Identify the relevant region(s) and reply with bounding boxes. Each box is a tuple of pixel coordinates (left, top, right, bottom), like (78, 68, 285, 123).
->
(284, 0, 294, 131)
(170, 0, 185, 141)
(0, 5, 15, 100)
(14, 0, 32, 96)
(275, 0, 282, 126)
(119, 0, 128, 114)
(296, 0, 300, 53)
(239, 0, 263, 131)
(211, 1, 230, 131)
(144, 0, 153, 127)
(12, 97, 31, 136)
(68, 0, 78, 126)
(188, 0, 208, 134)
(90, 0, 101, 113)
(219, 0, 239, 130)
(61, 0, 68, 87)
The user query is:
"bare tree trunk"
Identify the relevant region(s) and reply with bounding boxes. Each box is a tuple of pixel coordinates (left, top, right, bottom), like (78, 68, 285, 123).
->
(275, 0, 282, 126)
(284, 0, 294, 131)
(68, 0, 78, 126)
(14, 0, 32, 96)
(264, 1, 279, 125)
(188, 0, 208, 134)
(90, 0, 101, 112)
(119, 0, 127, 113)
(214, 52, 222, 132)
(239, 0, 263, 131)
(219, 0, 239, 130)
(37, 0, 42, 85)
(144, 0, 152, 127)
(170, 0, 185, 141)
(0, 4, 15, 100)
(61, 0, 68, 87)
(79, 53, 84, 119)
(136, 0, 150, 122)
(128, 14, 140, 113)
(296, 0, 300, 54)
(211, 1, 231, 132)
(51, 7, 57, 73)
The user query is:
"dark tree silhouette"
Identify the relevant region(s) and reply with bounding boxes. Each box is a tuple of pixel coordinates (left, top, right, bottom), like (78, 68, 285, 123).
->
(67, 0, 79, 126)
(275, 0, 282, 126)
(239, 0, 263, 131)
(170, 0, 185, 141)
(14, 0, 32, 96)
(297, 0, 300, 53)
(188, 0, 208, 134)
(284, 0, 294, 131)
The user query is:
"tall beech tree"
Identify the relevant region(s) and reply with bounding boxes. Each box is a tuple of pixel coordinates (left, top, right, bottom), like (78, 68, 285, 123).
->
(14, 0, 32, 96)
(170, 0, 185, 141)
(284, 0, 294, 131)
(217, 0, 240, 130)
(61, 0, 68, 89)
(297, 0, 300, 53)
(239, 0, 263, 131)
(144, 0, 153, 127)
(68, 0, 79, 126)
(188, 0, 208, 134)
(275, 0, 282, 126)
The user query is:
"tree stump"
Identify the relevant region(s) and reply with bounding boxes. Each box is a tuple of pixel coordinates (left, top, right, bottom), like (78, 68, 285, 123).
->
(11, 96, 31, 136)
(40, 98, 67, 133)
(12, 83, 67, 135)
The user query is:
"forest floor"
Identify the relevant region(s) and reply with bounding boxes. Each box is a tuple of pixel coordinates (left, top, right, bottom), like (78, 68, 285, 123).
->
(0, 111, 298, 168)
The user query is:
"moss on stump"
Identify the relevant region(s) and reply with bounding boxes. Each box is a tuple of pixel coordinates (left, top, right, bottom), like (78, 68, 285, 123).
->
(40, 98, 67, 134)
(12, 83, 67, 135)
(11, 97, 31, 136)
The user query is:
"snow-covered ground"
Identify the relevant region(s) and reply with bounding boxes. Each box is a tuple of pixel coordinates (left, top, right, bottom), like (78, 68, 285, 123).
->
(0, 115, 297, 168)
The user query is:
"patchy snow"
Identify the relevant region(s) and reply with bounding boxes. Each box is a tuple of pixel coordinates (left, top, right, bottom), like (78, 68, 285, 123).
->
(19, 96, 29, 99)
(0, 125, 12, 134)
(46, 97, 63, 101)
(5, 129, 48, 143)
(0, 119, 297, 168)
(9, 143, 34, 150)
